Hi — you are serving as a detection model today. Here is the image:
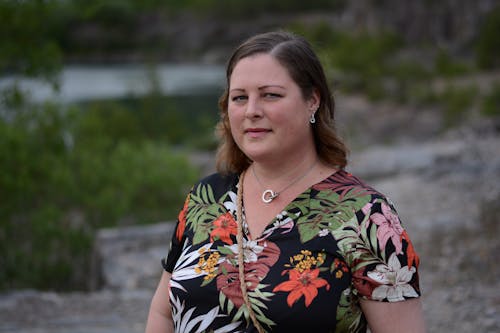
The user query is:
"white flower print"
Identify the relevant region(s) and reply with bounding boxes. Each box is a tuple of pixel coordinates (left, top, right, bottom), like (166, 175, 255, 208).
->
(367, 253, 419, 302)
(318, 229, 330, 237)
(170, 291, 242, 333)
(223, 190, 238, 213)
(171, 243, 221, 292)
(228, 239, 264, 263)
(276, 211, 288, 220)
(260, 215, 294, 240)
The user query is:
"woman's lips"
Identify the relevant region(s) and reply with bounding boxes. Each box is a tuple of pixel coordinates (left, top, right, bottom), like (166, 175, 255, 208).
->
(245, 128, 271, 139)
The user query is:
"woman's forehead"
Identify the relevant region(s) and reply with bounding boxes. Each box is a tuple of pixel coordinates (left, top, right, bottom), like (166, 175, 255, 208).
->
(229, 54, 294, 88)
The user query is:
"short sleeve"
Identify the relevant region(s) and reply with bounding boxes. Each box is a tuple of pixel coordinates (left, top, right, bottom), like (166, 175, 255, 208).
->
(161, 192, 191, 273)
(351, 197, 421, 302)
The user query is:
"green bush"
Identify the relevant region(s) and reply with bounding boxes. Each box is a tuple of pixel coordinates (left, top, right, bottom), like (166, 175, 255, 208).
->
(290, 22, 407, 97)
(438, 84, 478, 126)
(434, 49, 471, 77)
(0, 0, 63, 83)
(481, 81, 500, 117)
(0, 100, 199, 290)
(476, 6, 500, 69)
(181, 0, 346, 17)
(69, 140, 198, 228)
(76, 93, 220, 149)
(387, 61, 432, 104)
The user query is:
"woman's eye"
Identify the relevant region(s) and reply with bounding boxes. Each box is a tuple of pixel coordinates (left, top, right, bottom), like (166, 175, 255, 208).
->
(263, 93, 282, 99)
(231, 95, 247, 102)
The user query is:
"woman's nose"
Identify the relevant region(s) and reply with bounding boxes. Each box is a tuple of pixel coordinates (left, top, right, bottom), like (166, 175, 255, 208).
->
(245, 96, 263, 118)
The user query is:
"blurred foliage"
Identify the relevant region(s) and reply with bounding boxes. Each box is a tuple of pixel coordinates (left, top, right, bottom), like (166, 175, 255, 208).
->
(289, 21, 500, 123)
(291, 22, 427, 101)
(0, 0, 63, 84)
(434, 49, 471, 77)
(0, 0, 346, 64)
(476, 6, 500, 69)
(481, 81, 500, 117)
(77, 94, 220, 150)
(179, 0, 346, 17)
(69, 0, 346, 15)
(438, 85, 479, 127)
(0, 97, 200, 290)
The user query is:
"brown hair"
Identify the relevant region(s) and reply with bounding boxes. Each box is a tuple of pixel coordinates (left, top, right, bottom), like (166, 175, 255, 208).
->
(215, 30, 348, 174)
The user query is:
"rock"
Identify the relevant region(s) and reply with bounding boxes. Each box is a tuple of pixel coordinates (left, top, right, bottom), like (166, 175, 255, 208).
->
(91, 222, 176, 291)
(349, 123, 500, 233)
(0, 289, 152, 333)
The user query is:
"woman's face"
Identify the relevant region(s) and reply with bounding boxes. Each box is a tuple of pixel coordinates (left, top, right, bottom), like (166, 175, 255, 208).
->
(228, 53, 319, 164)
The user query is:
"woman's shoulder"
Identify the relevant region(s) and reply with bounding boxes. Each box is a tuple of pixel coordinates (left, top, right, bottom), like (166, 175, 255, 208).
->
(314, 169, 393, 207)
(316, 169, 380, 193)
(191, 172, 239, 199)
(328, 169, 402, 215)
(196, 172, 238, 186)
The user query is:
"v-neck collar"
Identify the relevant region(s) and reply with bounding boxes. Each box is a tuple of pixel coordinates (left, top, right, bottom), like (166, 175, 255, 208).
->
(232, 170, 342, 240)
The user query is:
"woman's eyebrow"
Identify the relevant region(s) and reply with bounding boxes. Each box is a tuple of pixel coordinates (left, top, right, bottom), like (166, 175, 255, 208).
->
(258, 85, 285, 90)
(229, 85, 285, 93)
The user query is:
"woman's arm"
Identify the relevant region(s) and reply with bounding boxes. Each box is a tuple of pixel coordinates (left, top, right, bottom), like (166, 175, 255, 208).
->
(145, 271, 174, 333)
(361, 298, 426, 333)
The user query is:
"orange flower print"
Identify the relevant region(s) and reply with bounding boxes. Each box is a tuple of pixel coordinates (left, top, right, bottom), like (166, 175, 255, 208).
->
(401, 230, 420, 268)
(176, 194, 190, 242)
(273, 268, 330, 307)
(210, 212, 238, 245)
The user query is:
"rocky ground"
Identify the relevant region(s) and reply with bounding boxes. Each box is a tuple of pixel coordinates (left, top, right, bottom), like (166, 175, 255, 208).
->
(1, 95, 499, 332)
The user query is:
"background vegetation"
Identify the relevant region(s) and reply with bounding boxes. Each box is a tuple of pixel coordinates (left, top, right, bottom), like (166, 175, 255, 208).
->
(1, 0, 499, 291)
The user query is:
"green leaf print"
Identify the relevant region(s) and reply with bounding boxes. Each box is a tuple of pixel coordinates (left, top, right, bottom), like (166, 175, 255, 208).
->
(296, 188, 370, 244)
(298, 214, 326, 243)
(248, 284, 276, 325)
(334, 213, 382, 272)
(234, 304, 246, 322)
(369, 220, 380, 258)
(219, 291, 237, 316)
(186, 183, 225, 245)
(192, 221, 212, 245)
(219, 289, 226, 308)
(336, 289, 363, 332)
(287, 192, 312, 215)
(249, 296, 268, 309)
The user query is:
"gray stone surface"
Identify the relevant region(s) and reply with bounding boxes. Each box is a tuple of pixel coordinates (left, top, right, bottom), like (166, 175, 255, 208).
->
(0, 289, 152, 333)
(93, 222, 176, 291)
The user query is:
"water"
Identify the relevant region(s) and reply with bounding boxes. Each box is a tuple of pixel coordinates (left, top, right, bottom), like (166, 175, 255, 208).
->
(0, 63, 226, 103)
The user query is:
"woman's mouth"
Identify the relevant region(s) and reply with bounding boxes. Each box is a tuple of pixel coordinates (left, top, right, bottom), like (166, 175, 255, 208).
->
(245, 128, 271, 138)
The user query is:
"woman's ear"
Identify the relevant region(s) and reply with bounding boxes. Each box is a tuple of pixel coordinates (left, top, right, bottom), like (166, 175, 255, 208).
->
(308, 88, 321, 111)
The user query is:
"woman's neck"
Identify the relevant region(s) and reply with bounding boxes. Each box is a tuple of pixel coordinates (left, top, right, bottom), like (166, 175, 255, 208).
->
(250, 150, 319, 186)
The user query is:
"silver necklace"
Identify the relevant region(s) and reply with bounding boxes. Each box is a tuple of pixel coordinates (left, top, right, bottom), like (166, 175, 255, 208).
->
(252, 160, 317, 204)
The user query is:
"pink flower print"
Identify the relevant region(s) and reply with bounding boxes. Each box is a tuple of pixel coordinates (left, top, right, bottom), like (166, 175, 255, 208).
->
(370, 202, 404, 254)
(361, 203, 373, 216)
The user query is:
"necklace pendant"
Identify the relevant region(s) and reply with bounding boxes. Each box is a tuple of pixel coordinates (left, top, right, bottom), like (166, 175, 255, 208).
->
(262, 189, 278, 203)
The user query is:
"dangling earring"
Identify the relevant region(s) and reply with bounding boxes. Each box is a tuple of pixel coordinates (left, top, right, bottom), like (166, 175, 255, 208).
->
(309, 112, 316, 124)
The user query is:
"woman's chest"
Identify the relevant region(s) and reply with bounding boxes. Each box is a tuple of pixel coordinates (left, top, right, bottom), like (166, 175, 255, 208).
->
(170, 222, 354, 332)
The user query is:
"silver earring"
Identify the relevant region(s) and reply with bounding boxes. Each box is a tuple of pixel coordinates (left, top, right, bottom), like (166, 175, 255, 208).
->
(309, 112, 316, 124)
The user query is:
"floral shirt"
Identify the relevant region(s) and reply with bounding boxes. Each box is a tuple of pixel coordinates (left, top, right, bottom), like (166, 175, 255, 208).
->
(163, 170, 421, 332)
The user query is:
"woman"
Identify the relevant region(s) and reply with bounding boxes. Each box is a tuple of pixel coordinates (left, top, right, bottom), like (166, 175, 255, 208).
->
(146, 31, 426, 333)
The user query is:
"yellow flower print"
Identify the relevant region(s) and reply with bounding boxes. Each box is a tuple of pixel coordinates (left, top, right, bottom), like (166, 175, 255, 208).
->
(286, 250, 326, 273)
(195, 251, 220, 280)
